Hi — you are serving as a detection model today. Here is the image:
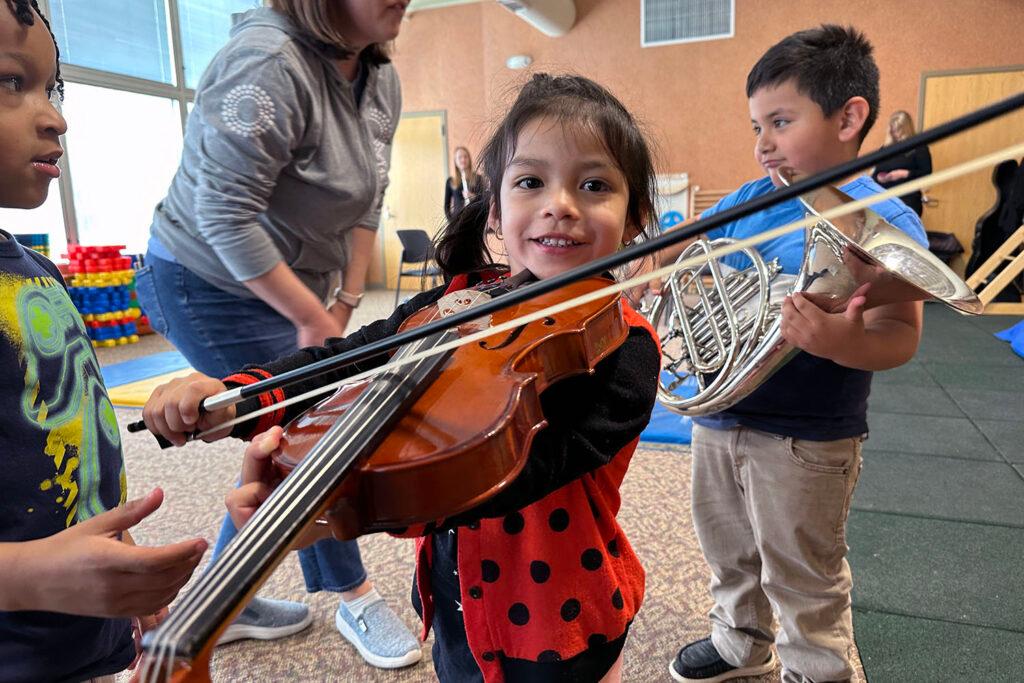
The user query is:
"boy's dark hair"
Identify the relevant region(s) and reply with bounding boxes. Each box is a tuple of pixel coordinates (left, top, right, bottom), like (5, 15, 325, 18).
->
(746, 24, 878, 143)
(5, 0, 64, 99)
(434, 73, 658, 278)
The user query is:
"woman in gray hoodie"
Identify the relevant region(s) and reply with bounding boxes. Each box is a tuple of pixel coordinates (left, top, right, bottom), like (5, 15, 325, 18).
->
(135, 0, 421, 670)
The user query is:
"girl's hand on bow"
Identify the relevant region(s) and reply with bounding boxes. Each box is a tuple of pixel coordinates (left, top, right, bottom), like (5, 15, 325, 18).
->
(142, 372, 235, 446)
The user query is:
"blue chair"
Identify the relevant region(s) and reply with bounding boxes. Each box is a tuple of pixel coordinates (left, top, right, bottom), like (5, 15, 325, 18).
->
(394, 229, 442, 308)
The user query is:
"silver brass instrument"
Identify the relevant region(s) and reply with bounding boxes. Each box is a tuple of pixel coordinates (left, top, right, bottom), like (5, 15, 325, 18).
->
(646, 171, 982, 416)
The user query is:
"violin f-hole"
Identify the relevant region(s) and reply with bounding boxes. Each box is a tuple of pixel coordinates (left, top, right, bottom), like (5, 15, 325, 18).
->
(479, 317, 556, 350)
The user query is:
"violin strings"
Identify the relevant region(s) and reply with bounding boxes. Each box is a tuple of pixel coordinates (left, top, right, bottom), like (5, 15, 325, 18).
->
(143, 334, 437, 655)
(169, 303, 446, 618)
(156, 361, 415, 640)
(147, 362, 415, 660)
(147, 327, 448, 662)
(193, 137, 1024, 441)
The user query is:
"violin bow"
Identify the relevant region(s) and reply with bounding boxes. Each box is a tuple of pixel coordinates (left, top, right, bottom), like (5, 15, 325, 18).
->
(126, 89, 1024, 439)
(175, 135, 1022, 440)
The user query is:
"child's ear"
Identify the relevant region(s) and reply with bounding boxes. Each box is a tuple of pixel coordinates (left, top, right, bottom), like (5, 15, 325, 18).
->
(623, 222, 642, 244)
(486, 200, 500, 232)
(837, 96, 870, 143)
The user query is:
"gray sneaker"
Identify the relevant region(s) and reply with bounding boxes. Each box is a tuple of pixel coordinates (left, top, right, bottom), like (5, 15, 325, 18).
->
(335, 589, 422, 669)
(217, 596, 313, 646)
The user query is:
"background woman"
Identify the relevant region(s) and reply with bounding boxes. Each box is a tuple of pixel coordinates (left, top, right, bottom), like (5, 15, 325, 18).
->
(134, 0, 421, 669)
(872, 110, 932, 216)
(444, 145, 485, 219)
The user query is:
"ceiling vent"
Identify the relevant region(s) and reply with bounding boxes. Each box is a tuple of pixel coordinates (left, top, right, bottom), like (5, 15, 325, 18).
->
(497, 0, 576, 37)
(642, 0, 734, 47)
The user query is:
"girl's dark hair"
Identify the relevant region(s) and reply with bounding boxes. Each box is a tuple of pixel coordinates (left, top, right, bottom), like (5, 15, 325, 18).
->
(434, 73, 658, 278)
(5, 0, 64, 99)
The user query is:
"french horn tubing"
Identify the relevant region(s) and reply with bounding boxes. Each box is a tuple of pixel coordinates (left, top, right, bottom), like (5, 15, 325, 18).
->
(645, 167, 984, 417)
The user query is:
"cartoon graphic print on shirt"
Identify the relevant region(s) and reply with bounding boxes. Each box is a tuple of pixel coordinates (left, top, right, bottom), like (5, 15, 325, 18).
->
(0, 273, 126, 527)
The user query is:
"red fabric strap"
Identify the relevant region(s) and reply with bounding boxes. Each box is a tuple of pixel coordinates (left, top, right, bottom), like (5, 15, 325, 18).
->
(221, 369, 286, 438)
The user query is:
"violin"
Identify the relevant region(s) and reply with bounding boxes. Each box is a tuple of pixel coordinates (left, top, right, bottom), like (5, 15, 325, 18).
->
(133, 274, 630, 682)
(129, 89, 1024, 682)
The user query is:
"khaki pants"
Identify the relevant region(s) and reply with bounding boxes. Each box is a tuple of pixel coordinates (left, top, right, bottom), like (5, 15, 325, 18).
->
(690, 424, 863, 683)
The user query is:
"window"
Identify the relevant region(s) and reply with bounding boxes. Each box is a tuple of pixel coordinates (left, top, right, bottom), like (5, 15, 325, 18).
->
(177, 0, 260, 89)
(32, 2, 247, 253)
(49, 0, 175, 84)
(61, 83, 183, 254)
(642, 0, 734, 47)
(0, 192, 67, 261)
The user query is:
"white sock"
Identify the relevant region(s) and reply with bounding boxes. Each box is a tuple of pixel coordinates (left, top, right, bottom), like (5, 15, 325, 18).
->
(341, 587, 381, 618)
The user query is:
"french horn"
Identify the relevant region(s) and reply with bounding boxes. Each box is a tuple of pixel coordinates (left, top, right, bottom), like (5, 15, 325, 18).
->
(646, 170, 983, 416)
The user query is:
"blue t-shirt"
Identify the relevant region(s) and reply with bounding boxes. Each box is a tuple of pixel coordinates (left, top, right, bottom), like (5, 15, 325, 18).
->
(692, 176, 927, 440)
(0, 232, 134, 682)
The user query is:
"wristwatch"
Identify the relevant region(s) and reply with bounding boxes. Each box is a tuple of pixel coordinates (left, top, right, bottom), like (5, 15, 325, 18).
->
(333, 287, 363, 309)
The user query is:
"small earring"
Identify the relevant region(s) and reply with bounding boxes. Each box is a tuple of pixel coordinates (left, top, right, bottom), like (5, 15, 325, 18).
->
(494, 226, 503, 241)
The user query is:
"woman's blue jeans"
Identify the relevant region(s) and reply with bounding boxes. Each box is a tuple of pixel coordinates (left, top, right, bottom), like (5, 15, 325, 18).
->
(135, 253, 367, 593)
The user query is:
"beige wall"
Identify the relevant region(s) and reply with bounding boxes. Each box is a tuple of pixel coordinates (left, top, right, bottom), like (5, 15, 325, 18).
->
(391, 0, 1024, 190)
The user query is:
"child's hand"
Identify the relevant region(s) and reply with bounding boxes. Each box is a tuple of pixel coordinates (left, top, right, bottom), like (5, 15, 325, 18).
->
(226, 427, 284, 530)
(226, 427, 332, 548)
(142, 372, 235, 446)
(135, 606, 169, 636)
(131, 607, 170, 662)
(20, 489, 206, 617)
(780, 283, 870, 361)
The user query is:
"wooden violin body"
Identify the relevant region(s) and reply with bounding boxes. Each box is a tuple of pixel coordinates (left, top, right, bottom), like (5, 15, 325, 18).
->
(133, 276, 629, 682)
(274, 275, 630, 539)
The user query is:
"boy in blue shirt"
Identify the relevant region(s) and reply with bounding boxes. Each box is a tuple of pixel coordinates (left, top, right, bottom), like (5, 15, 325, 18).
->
(664, 26, 928, 683)
(0, 2, 206, 679)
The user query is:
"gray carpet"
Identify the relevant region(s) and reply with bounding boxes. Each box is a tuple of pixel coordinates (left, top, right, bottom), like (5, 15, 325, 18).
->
(109, 290, 865, 681)
(117, 428, 865, 682)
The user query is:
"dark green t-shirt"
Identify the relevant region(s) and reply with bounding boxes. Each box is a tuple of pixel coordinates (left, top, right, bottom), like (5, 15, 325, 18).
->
(0, 231, 133, 681)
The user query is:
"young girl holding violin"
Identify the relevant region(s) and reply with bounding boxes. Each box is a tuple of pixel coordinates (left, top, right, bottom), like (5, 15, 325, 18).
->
(143, 73, 661, 682)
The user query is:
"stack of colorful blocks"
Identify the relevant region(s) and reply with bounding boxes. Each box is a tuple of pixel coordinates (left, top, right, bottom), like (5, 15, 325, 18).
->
(65, 245, 141, 347)
(13, 232, 50, 258)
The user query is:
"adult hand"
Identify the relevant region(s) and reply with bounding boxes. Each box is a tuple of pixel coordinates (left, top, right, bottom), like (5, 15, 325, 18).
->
(327, 300, 354, 337)
(143, 372, 235, 446)
(296, 310, 344, 347)
(886, 169, 911, 181)
(11, 489, 206, 617)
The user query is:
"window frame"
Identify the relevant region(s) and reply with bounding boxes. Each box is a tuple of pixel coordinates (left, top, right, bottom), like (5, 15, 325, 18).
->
(39, 0, 197, 246)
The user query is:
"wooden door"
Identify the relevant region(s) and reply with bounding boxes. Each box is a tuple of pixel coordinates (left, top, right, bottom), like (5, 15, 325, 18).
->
(921, 68, 1024, 275)
(369, 111, 448, 288)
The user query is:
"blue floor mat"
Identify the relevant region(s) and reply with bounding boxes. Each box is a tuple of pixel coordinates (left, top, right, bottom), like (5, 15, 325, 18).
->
(100, 350, 191, 388)
(995, 320, 1024, 359)
(640, 372, 696, 444)
(640, 402, 693, 444)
